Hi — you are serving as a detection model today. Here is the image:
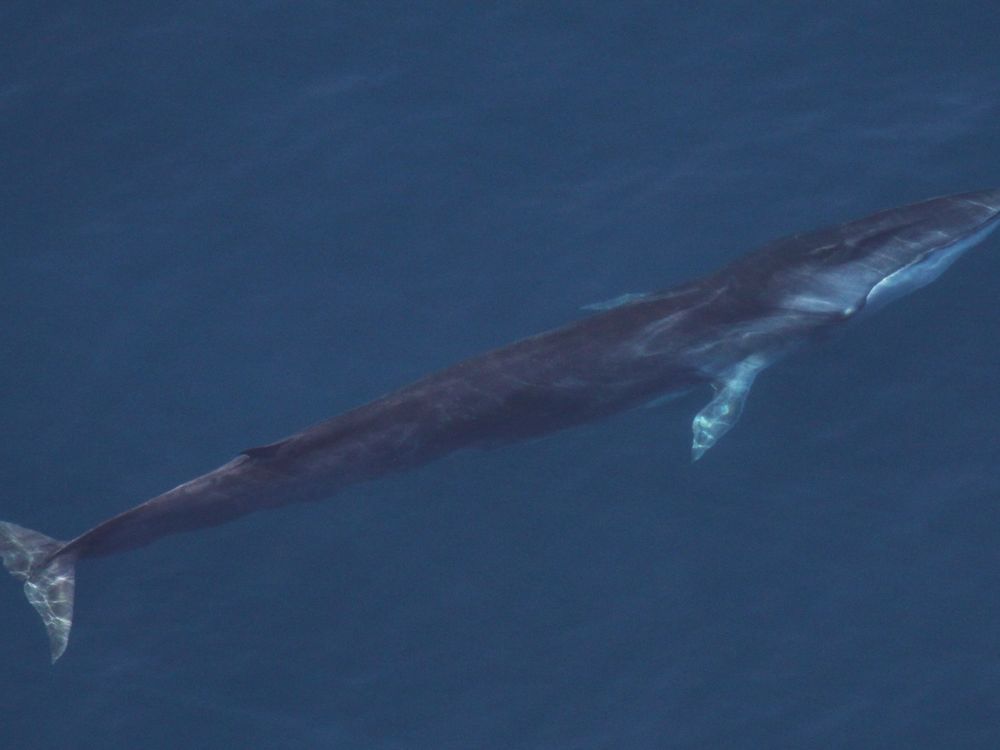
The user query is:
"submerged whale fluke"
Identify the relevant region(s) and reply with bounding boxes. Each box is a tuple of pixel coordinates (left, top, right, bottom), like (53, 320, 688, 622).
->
(0, 522, 75, 662)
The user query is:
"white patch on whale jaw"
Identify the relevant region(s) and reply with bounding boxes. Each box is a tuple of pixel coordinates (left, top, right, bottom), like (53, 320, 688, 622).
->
(779, 268, 871, 317)
(864, 220, 1000, 312)
(778, 217, 1000, 320)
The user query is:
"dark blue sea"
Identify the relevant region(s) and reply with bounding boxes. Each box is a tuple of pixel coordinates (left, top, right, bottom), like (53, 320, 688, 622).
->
(3, 3, 1000, 748)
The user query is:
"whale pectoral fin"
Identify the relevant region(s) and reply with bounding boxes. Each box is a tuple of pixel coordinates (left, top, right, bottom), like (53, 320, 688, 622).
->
(691, 355, 768, 461)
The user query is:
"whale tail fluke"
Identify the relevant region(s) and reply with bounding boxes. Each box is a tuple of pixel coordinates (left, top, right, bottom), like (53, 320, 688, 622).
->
(0, 522, 76, 663)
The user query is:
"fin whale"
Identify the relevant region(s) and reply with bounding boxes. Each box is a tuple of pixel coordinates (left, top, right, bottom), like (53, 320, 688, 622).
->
(3, 188, 999, 662)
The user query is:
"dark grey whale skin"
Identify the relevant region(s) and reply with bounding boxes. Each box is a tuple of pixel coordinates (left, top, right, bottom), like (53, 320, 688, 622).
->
(65, 187, 1000, 559)
(2, 188, 999, 661)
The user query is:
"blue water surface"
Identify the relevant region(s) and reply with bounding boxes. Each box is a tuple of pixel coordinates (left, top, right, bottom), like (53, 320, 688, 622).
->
(3, 2, 1000, 748)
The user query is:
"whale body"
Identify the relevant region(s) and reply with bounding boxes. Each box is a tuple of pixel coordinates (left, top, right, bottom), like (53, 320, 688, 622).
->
(2, 188, 999, 662)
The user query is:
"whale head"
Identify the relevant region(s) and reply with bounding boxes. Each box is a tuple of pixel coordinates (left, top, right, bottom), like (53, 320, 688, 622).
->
(860, 189, 1000, 311)
(767, 189, 1000, 318)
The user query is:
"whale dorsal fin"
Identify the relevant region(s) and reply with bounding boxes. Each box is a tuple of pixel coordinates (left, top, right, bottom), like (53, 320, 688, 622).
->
(581, 292, 650, 312)
(242, 442, 285, 460)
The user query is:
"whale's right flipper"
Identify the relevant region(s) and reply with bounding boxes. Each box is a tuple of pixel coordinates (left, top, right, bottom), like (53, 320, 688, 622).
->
(691, 355, 769, 461)
(0, 522, 76, 662)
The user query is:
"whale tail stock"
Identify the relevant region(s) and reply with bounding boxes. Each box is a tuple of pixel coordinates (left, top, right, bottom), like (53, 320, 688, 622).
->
(0, 521, 76, 663)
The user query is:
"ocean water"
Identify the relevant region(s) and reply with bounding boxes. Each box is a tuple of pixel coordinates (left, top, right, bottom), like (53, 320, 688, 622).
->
(3, 3, 1000, 748)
